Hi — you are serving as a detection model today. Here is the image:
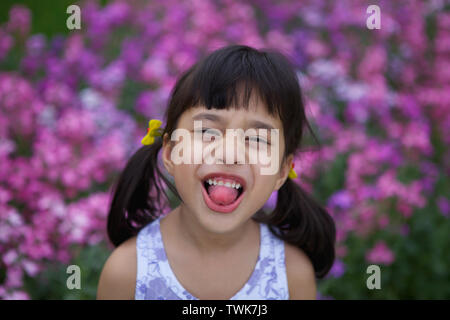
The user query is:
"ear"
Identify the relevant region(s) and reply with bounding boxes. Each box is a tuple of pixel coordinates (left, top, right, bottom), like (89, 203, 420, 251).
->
(273, 154, 294, 191)
(161, 133, 174, 176)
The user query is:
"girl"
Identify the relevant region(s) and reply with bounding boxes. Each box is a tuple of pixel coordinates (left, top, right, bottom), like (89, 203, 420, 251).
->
(97, 44, 336, 300)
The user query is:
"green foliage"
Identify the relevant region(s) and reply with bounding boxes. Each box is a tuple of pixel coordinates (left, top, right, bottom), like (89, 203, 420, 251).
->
(0, 0, 83, 37)
(23, 242, 111, 299)
(396, 164, 422, 184)
(313, 153, 348, 202)
(318, 181, 450, 299)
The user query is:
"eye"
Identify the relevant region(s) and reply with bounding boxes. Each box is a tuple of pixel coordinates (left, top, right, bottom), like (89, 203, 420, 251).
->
(195, 128, 221, 140)
(246, 136, 269, 144)
(194, 128, 218, 134)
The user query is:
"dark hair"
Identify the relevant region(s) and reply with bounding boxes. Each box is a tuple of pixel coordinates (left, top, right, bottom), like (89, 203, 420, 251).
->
(107, 44, 336, 278)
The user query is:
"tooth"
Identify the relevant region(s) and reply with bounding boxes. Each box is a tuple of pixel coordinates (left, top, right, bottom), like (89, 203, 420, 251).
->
(218, 181, 224, 186)
(225, 182, 231, 187)
(208, 179, 212, 185)
(213, 180, 217, 185)
(236, 183, 241, 189)
(232, 182, 236, 188)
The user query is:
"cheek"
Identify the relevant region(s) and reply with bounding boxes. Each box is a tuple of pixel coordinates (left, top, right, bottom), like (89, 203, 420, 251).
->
(251, 175, 278, 205)
(248, 143, 284, 176)
(172, 164, 198, 197)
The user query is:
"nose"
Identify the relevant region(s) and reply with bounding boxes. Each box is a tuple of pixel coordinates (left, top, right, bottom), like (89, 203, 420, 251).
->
(216, 130, 246, 165)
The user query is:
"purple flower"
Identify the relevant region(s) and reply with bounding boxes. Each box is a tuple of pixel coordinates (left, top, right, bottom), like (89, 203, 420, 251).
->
(264, 191, 278, 210)
(328, 190, 353, 210)
(437, 197, 450, 218)
(26, 34, 46, 55)
(316, 291, 334, 300)
(329, 259, 345, 278)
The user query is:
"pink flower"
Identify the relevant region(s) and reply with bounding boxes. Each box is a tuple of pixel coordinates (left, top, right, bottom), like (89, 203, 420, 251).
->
(366, 241, 395, 265)
(22, 260, 40, 276)
(5, 290, 30, 300)
(2, 250, 18, 265)
(7, 5, 31, 36)
(396, 200, 413, 218)
(0, 28, 13, 60)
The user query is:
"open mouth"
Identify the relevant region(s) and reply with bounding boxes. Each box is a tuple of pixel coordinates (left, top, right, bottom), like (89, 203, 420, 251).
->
(200, 174, 246, 213)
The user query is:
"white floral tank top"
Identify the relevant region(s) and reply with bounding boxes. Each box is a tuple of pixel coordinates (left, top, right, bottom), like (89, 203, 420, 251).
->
(135, 216, 290, 300)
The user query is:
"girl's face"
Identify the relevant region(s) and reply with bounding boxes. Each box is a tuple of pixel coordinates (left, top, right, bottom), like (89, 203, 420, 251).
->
(162, 95, 293, 233)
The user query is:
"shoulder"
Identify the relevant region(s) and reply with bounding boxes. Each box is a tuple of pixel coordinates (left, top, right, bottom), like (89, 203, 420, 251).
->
(97, 236, 137, 300)
(284, 242, 317, 300)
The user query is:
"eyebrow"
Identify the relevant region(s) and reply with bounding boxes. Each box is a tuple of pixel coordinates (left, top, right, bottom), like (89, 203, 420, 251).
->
(192, 112, 223, 123)
(247, 120, 275, 131)
(191, 112, 276, 130)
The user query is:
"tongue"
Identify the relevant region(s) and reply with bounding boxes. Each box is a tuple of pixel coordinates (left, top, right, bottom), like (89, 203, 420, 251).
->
(207, 185, 239, 206)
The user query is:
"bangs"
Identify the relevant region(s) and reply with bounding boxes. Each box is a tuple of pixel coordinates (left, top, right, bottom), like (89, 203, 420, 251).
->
(182, 45, 301, 122)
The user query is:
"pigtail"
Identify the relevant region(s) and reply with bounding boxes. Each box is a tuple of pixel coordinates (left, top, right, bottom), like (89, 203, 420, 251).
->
(262, 179, 336, 279)
(107, 137, 177, 247)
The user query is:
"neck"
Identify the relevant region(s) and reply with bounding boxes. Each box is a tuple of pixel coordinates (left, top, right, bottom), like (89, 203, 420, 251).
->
(171, 205, 258, 257)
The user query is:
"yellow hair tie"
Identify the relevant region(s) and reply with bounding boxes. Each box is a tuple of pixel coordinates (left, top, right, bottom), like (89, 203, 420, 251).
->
(288, 162, 298, 179)
(141, 119, 163, 145)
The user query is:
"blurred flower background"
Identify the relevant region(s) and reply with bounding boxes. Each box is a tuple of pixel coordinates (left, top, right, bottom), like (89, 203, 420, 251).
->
(0, 0, 449, 299)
